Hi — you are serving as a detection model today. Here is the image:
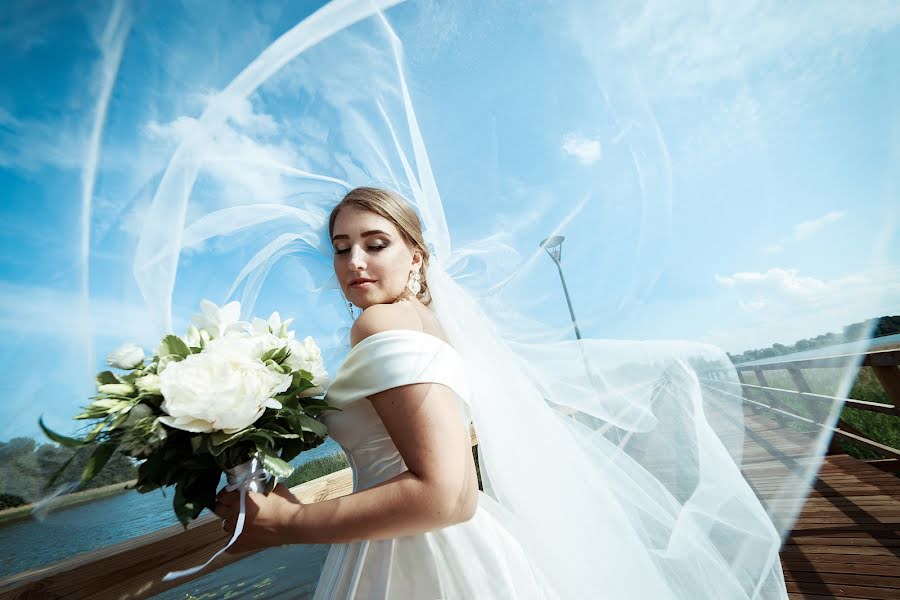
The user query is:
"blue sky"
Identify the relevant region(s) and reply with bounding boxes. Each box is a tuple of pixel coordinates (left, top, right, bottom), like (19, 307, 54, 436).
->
(1, 0, 898, 440)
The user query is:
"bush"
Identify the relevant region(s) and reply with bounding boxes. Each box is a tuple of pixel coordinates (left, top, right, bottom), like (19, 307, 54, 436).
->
(0, 493, 27, 510)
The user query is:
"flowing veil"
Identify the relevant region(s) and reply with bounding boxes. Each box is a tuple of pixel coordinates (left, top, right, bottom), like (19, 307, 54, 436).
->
(3, 1, 898, 598)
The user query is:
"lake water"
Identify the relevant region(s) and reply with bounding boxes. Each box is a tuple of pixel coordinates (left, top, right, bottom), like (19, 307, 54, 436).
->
(0, 439, 343, 598)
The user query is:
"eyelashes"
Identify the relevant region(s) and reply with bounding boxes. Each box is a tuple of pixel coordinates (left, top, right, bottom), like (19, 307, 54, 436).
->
(334, 244, 388, 255)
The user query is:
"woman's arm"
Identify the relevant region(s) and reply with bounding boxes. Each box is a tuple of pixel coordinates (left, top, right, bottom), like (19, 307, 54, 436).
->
(282, 379, 478, 545)
(215, 304, 479, 551)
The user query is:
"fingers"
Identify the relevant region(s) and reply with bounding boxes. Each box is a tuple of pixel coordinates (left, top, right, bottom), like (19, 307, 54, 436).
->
(273, 482, 301, 504)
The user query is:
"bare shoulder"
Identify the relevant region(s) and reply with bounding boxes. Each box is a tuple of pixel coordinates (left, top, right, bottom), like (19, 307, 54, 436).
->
(350, 303, 428, 347)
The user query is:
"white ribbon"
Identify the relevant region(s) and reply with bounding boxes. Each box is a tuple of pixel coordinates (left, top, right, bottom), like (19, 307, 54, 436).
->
(163, 456, 270, 581)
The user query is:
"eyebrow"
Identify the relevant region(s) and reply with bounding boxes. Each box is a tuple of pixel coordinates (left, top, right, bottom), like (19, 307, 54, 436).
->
(331, 230, 392, 242)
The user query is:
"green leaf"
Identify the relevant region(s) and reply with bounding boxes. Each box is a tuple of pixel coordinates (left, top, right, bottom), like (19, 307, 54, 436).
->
(247, 431, 276, 447)
(293, 413, 328, 437)
(184, 468, 221, 513)
(39, 416, 90, 448)
(158, 335, 191, 359)
(96, 371, 120, 385)
(80, 442, 117, 485)
(291, 369, 315, 384)
(173, 478, 203, 529)
(42, 450, 79, 493)
(83, 418, 110, 443)
(259, 451, 294, 478)
(270, 345, 290, 363)
(108, 413, 131, 431)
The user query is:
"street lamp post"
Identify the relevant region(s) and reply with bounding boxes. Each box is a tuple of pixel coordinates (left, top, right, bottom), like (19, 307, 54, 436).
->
(540, 235, 582, 340)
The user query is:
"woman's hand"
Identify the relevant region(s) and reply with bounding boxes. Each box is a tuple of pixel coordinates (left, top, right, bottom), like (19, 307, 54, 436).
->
(213, 482, 303, 554)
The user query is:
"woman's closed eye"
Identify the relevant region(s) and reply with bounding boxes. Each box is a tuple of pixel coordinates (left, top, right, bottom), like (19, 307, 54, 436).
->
(334, 244, 389, 254)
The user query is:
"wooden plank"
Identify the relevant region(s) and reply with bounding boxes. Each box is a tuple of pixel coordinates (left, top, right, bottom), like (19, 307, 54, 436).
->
(783, 570, 900, 588)
(781, 562, 900, 579)
(785, 580, 900, 600)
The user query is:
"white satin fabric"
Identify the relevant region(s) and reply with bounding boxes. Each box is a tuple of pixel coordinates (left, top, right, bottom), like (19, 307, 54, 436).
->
(314, 329, 555, 599)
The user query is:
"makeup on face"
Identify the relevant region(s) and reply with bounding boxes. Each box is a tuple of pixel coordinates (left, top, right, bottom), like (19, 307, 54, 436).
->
(331, 209, 416, 308)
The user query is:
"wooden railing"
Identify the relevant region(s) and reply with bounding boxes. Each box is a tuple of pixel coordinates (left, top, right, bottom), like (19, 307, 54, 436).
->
(702, 345, 900, 463)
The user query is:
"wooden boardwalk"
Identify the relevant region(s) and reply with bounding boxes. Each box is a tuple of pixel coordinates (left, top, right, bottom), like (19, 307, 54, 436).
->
(700, 374, 900, 600)
(780, 454, 899, 600)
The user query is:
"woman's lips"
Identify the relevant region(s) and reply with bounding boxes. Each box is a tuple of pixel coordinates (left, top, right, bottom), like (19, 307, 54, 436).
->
(349, 280, 375, 289)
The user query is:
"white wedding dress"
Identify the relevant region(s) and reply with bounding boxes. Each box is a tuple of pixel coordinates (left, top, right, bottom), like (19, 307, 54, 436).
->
(312, 329, 556, 599)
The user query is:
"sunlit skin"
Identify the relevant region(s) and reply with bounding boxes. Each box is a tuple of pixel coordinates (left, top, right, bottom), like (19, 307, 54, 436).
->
(213, 206, 479, 554)
(331, 207, 423, 310)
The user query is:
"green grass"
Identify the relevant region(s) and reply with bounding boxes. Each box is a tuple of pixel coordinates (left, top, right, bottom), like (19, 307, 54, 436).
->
(743, 366, 899, 461)
(282, 453, 349, 488)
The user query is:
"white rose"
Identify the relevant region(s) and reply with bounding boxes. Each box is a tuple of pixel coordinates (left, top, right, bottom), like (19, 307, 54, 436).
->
(98, 383, 136, 396)
(157, 350, 291, 434)
(135, 374, 161, 394)
(106, 343, 145, 370)
(284, 336, 329, 396)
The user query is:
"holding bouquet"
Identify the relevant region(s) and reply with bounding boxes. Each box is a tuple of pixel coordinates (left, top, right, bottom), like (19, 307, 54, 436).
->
(40, 300, 337, 578)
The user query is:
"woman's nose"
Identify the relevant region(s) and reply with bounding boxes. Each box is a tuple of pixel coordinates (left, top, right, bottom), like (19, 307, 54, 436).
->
(348, 246, 366, 270)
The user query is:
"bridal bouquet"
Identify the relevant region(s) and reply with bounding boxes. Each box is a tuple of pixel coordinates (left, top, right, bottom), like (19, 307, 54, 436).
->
(40, 300, 338, 529)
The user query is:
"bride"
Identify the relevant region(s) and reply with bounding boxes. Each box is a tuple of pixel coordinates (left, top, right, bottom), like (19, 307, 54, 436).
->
(212, 186, 789, 599)
(214, 187, 555, 598)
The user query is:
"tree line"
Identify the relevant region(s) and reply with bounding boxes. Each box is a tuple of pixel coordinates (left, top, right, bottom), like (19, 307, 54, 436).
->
(0, 438, 137, 509)
(728, 315, 900, 364)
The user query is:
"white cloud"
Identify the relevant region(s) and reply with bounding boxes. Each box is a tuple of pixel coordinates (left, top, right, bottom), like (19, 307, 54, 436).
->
(599, 1, 900, 92)
(759, 210, 847, 254)
(793, 210, 847, 241)
(0, 106, 86, 172)
(143, 95, 303, 208)
(715, 267, 828, 298)
(705, 264, 900, 351)
(562, 132, 602, 165)
(715, 264, 900, 329)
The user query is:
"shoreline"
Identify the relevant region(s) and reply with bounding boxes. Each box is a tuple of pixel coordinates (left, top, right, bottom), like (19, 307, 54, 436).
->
(0, 480, 137, 526)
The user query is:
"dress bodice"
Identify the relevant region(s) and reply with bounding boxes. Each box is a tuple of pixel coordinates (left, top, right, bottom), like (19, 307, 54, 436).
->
(321, 329, 472, 492)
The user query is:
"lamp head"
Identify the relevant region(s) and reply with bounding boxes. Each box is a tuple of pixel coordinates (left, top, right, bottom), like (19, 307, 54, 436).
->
(540, 235, 565, 263)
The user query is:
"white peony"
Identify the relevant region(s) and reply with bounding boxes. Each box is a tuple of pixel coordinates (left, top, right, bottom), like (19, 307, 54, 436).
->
(284, 336, 329, 396)
(106, 343, 145, 370)
(157, 350, 291, 434)
(204, 331, 286, 361)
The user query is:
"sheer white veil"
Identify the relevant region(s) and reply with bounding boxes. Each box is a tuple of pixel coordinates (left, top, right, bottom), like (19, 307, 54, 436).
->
(128, 4, 809, 597)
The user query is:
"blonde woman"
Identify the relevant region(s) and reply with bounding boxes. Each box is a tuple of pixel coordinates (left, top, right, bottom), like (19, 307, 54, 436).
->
(214, 187, 553, 598)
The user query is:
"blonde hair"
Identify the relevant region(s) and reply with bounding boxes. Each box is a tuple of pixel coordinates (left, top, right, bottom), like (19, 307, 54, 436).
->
(329, 187, 432, 305)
